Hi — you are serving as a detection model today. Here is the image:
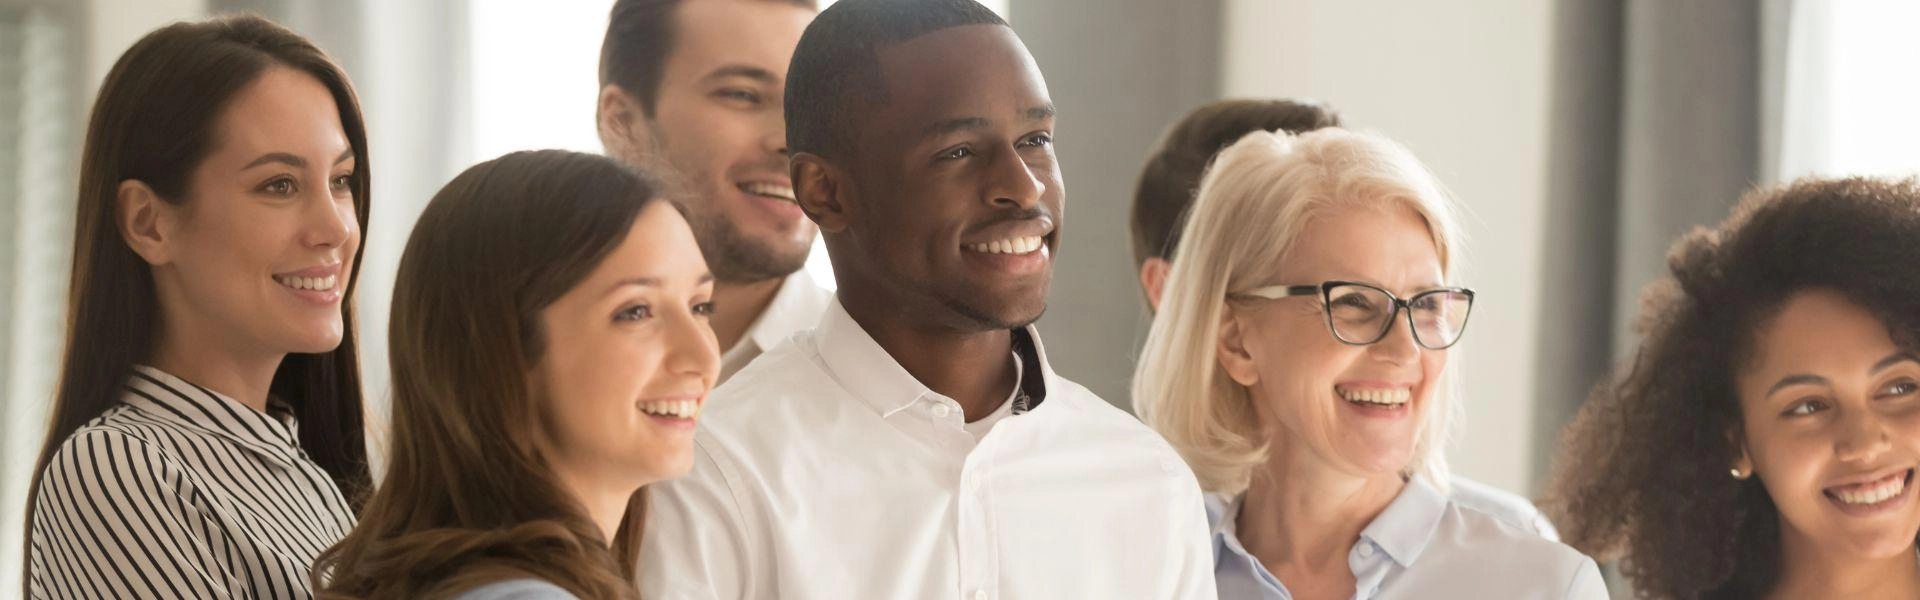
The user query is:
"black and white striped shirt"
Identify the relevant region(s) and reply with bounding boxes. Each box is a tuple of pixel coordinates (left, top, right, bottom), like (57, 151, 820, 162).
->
(29, 365, 357, 599)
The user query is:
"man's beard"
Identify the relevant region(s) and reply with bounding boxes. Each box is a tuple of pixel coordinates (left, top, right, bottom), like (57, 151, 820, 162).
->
(690, 209, 811, 284)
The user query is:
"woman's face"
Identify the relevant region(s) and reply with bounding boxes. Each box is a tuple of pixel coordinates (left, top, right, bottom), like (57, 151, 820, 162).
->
(1223, 203, 1449, 478)
(531, 202, 721, 491)
(1737, 288, 1920, 561)
(146, 67, 359, 357)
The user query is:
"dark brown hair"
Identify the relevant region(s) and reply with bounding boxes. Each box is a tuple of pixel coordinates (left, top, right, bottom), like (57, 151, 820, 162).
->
(1129, 98, 1341, 268)
(598, 0, 816, 116)
(1546, 176, 1920, 599)
(784, 0, 1005, 159)
(313, 150, 675, 599)
(24, 14, 372, 590)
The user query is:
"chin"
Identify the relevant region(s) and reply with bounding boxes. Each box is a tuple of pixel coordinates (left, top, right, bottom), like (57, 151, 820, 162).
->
(281, 329, 346, 355)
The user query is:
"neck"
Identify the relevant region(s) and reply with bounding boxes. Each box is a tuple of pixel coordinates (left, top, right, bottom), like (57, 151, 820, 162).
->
(148, 312, 282, 413)
(1236, 441, 1404, 588)
(553, 464, 643, 547)
(839, 291, 1018, 421)
(711, 276, 787, 353)
(1771, 521, 1920, 599)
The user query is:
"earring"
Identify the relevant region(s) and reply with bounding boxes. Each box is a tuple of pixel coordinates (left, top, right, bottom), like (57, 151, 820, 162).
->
(1730, 467, 1750, 480)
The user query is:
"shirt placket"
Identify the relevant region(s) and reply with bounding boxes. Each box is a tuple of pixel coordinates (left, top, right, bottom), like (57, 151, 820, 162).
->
(1348, 539, 1389, 599)
(949, 400, 1000, 600)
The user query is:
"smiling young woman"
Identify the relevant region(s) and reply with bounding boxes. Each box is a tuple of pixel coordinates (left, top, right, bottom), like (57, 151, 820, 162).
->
(24, 14, 372, 599)
(1548, 176, 1920, 600)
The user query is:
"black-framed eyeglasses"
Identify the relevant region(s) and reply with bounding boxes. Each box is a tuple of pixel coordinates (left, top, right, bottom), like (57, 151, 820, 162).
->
(1229, 280, 1476, 350)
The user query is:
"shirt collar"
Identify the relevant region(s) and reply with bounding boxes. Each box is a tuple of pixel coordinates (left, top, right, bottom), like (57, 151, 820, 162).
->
(1206, 474, 1450, 571)
(814, 298, 1056, 418)
(744, 270, 832, 354)
(816, 299, 941, 417)
(122, 365, 303, 457)
(1357, 475, 1448, 567)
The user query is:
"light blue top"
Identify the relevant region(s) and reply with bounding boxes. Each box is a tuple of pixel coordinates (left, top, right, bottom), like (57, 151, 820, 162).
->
(451, 579, 579, 600)
(1207, 476, 1608, 600)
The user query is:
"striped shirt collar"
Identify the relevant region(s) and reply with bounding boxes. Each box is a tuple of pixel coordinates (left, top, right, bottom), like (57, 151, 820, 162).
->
(122, 365, 303, 459)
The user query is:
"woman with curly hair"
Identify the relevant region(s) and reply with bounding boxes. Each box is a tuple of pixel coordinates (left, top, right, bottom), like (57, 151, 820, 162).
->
(312, 150, 719, 599)
(1548, 176, 1920, 599)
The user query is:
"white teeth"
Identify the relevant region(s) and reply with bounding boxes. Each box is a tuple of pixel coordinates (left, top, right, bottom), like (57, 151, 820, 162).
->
(965, 236, 1045, 255)
(1336, 387, 1411, 406)
(741, 182, 796, 202)
(640, 399, 700, 420)
(276, 274, 337, 291)
(1832, 472, 1908, 505)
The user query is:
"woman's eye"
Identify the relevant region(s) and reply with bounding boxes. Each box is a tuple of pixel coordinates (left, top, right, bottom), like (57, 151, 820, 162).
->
(262, 178, 296, 196)
(615, 304, 652, 322)
(1783, 399, 1826, 417)
(330, 174, 353, 193)
(1880, 379, 1919, 398)
(692, 301, 716, 317)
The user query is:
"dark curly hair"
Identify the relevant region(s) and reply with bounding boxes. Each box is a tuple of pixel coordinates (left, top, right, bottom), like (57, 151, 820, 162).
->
(1546, 176, 1920, 599)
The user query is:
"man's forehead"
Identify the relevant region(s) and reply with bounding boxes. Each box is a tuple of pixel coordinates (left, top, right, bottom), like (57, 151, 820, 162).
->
(869, 25, 1051, 121)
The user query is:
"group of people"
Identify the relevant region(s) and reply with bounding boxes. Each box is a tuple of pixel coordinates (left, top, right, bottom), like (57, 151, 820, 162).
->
(18, 0, 1920, 598)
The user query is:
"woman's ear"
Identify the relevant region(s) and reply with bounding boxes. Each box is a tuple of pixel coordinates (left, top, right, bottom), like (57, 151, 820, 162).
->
(792, 153, 848, 234)
(1728, 427, 1755, 480)
(117, 179, 173, 266)
(1216, 309, 1261, 387)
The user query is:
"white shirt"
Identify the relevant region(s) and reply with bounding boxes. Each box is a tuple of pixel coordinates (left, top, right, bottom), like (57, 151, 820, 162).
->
(1207, 476, 1606, 600)
(717, 270, 833, 383)
(641, 300, 1217, 599)
(29, 366, 357, 599)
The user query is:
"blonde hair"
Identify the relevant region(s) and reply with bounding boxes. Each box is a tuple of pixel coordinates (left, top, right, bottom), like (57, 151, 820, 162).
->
(1132, 128, 1466, 496)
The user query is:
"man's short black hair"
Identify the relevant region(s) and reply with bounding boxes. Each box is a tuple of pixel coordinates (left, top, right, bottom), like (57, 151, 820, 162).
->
(784, 0, 1006, 159)
(1130, 99, 1342, 268)
(599, 0, 817, 116)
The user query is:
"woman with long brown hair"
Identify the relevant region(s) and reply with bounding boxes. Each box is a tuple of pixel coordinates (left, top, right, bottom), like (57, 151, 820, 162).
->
(1548, 176, 1920, 599)
(313, 150, 718, 599)
(26, 14, 372, 599)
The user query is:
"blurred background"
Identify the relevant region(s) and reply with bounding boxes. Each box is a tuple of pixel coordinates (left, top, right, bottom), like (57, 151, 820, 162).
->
(1, 0, 1917, 594)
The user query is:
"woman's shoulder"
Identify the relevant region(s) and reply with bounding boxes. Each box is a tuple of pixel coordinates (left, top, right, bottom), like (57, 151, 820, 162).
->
(1423, 502, 1605, 597)
(450, 578, 580, 600)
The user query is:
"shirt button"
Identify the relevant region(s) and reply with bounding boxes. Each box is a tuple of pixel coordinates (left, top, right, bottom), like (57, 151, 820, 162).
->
(932, 404, 952, 418)
(1358, 544, 1375, 558)
(973, 590, 988, 600)
(968, 473, 983, 489)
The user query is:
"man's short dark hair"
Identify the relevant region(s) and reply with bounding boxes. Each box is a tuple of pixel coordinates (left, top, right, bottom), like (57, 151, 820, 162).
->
(1129, 99, 1342, 268)
(784, 0, 1006, 159)
(599, 0, 818, 116)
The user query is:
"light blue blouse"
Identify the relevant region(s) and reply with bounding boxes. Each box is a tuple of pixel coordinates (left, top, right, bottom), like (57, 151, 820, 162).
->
(451, 579, 578, 600)
(1207, 476, 1608, 599)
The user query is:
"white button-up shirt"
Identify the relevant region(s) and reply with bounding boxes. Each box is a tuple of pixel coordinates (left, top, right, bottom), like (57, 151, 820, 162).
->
(1207, 476, 1607, 600)
(717, 270, 832, 383)
(641, 300, 1216, 599)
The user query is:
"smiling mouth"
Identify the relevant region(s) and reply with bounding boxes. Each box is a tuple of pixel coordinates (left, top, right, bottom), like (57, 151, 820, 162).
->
(639, 398, 700, 421)
(964, 235, 1046, 255)
(1825, 468, 1914, 507)
(739, 181, 796, 203)
(273, 274, 338, 292)
(1336, 385, 1412, 407)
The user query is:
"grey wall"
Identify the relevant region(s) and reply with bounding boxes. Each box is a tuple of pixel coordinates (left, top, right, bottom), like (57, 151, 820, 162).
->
(1014, 0, 1221, 409)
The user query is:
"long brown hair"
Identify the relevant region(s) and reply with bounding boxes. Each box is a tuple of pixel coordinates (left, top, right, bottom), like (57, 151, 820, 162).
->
(24, 14, 372, 590)
(314, 150, 673, 599)
(1546, 176, 1920, 599)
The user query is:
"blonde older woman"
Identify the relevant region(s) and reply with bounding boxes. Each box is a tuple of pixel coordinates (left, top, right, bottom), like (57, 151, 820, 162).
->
(1135, 128, 1606, 599)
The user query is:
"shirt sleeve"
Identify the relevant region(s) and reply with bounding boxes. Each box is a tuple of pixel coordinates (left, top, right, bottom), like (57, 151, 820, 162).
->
(1563, 556, 1611, 600)
(1169, 470, 1220, 598)
(29, 428, 238, 599)
(638, 436, 765, 600)
(451, 578, 581, 600)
